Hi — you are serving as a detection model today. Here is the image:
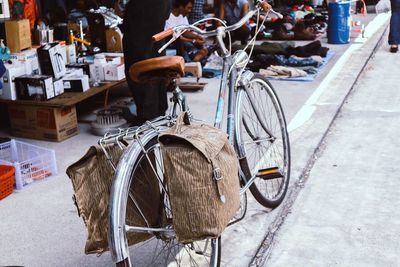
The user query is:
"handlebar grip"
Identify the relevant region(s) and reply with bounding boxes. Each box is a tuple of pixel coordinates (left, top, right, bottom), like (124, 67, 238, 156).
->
(152, 28, 174, 42)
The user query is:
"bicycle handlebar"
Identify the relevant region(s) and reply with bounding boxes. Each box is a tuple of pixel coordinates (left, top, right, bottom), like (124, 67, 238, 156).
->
(152, 28, 174, 42)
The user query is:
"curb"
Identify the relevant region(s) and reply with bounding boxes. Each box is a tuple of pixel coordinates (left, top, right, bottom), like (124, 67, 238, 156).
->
(249, 14, 390, 267)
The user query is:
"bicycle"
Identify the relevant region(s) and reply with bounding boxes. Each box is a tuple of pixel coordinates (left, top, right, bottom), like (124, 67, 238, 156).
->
(100, 2, 291, 266)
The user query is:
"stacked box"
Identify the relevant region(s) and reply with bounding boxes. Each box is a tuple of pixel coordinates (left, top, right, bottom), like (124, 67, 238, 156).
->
(8, 105, 78, 142)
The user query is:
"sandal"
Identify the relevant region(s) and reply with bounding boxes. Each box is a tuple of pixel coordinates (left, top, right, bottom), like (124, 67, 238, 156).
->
(390, 45, 398, 53)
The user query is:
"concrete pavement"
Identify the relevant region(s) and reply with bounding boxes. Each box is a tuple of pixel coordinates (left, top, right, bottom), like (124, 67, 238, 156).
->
(0, 11, 393, 267)
(255, 16, 400, 267)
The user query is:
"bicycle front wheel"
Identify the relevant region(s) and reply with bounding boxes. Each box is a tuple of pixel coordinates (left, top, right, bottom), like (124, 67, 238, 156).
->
(108, 130, 221, 267)
(235, 74, 291, 208)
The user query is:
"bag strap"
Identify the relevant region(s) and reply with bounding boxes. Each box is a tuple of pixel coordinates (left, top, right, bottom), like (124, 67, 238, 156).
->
(182, 112, 191, 125)
(211, 159, 226, 204)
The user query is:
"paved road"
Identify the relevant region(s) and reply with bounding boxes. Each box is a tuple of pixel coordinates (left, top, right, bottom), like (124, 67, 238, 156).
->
(0, 12, 392, 267)
(258, 21, 400, 267)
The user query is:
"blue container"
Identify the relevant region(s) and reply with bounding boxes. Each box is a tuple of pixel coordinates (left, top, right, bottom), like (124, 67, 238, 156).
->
(328, 1, 351, 44)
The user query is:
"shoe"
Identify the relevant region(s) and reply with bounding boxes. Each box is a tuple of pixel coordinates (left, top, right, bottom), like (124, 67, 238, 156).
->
(390, 45, 398, 53)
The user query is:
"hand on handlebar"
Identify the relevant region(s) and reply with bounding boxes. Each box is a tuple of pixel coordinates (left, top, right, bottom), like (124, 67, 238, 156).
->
(257, 0, 283, 19)
(260, 1, 272, 12)
(194, 36, 206, 45)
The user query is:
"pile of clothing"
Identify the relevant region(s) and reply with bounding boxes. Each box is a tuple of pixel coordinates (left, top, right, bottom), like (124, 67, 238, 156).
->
(262, 6, 328, 41)
(234, 40, 330, 79)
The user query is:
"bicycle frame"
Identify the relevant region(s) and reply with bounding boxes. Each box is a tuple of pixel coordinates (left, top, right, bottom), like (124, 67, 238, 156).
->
(106, 4, 286, 264)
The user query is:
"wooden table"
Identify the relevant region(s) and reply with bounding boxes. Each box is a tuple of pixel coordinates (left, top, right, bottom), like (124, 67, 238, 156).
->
(0, 79, 127, 141)
(0, 79, 126, 108)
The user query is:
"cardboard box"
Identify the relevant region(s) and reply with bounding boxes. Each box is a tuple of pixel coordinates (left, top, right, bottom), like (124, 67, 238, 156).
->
(62, 75, 90, 92)
(10, 48, 40, 75)
(0, 18, 8, 44)
(7, 105, 78, 142)
(33, 27, 53, 45)
(53, 78, 64, 96)
(5, 19, 31, 53)
(65, 67, 84, 78)
(15, 75, 55, 101)
(104, 63, 125, 81)
(0, 62, 26, 100)
(37, 42, 67, 79)
(99, 52, 124, 64)
(66, 63, 90, 77)
(64, 44, 76, 64)
(0, 1, 10, 19)
(89, 63, 105, 82)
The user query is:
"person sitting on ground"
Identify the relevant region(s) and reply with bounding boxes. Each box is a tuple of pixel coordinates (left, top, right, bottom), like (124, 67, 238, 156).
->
(218, 0, 251, 45)
(165, 0, 209, 62)
(188, 0, 205, 24)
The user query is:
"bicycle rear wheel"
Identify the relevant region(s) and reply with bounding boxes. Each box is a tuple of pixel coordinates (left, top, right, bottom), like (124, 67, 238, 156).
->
(108, 130, 221, 267)
(235, 74, 290, 208)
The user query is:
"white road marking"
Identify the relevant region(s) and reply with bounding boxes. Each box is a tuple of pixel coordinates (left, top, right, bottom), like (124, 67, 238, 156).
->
(287, 13, 391, 133)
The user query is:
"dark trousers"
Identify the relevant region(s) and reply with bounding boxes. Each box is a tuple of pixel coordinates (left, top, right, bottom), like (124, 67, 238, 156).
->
(122, 0, 171, 125)
(124, 42, 168, 125)
(126, 78, 168, 125)
(231, 26, 251, 45)
(389, 0, 400, 45)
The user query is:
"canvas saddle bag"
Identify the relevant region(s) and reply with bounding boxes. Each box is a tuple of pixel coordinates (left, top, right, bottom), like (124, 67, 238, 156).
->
(66, 143, 161, 254)
(158, 112, 241, 243)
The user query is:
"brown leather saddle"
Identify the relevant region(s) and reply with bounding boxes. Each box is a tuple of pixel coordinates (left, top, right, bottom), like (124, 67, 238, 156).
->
(129, 56, 185, 83)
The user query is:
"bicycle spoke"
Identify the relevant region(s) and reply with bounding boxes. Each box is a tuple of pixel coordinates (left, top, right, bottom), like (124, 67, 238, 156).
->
(109, 134, 219, 267)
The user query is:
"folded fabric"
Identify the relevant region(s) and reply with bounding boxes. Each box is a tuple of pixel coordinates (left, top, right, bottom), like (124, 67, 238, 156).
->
(292, 55, 323, 64)
(295, 65, 318, 74)
(260, 65, 307, 78)
(275, 54, 322, 67)
(286, 40, 329, 57)
(232, 41, 295, 55)
(310, 55, 324, 64)
(248, 53, 322, 72)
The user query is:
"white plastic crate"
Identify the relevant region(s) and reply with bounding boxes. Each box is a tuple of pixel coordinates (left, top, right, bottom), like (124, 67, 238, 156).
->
(0, 140, 58, 190)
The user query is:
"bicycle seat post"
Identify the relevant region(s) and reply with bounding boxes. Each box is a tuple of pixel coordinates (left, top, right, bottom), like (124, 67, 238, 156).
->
(168, 78, 186, 117)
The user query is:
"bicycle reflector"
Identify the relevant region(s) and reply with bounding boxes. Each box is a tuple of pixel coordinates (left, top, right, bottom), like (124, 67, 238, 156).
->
(257, 167, 283, 180)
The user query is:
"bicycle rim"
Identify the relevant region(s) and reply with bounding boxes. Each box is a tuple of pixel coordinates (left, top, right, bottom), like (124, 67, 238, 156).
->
(109, 135, 220, 267)
(235, 74, 290, 208)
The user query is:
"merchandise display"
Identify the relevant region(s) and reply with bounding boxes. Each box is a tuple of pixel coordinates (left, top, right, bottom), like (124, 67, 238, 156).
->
(0, 0, 10, 19)
(0, 3, 126, 103)
(1, 62, 26, 100)
(15, 74, 55, 101)
(0, 0, 365, 142)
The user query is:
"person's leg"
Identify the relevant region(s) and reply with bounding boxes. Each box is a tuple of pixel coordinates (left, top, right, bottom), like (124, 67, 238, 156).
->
(126, 78, 168, 125)
(389, 0, 400, 51)
(183, 41, 209, 62)
(125, 60, 168, 125)
(232, 25, 251, 45)
(124, 40, 169, 125)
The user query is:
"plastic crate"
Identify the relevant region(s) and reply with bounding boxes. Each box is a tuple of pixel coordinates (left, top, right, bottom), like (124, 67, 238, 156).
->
(0, 165, 15, 200)
(0, 140, 58, 190)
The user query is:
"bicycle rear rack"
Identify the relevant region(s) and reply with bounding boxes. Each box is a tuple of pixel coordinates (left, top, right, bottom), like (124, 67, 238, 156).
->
(97, 116, 174, 170)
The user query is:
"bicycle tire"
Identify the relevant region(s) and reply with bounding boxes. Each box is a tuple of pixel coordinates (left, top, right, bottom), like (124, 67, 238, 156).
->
(109, 131, 221, 267)
(235, 74, 291, 208)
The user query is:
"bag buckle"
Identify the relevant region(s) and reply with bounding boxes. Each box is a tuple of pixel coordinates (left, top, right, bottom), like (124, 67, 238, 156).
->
(213, 167, 223, 181)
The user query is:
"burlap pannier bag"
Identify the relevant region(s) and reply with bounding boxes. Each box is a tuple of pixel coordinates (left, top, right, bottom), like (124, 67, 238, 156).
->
(66, 143, 161, 254)
(158, 112, 241, 243)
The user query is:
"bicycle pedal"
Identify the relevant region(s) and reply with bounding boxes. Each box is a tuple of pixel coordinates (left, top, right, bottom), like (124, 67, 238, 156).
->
(257, 167, 283, 180)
